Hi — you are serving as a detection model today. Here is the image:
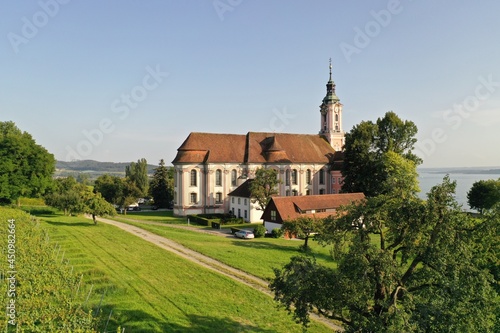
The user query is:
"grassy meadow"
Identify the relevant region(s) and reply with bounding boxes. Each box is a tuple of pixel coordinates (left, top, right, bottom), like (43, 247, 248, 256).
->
(32, 210, 334, 333)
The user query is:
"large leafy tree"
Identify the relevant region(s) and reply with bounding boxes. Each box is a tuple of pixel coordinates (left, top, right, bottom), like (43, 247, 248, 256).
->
(342, 111, 421, 197)
(282, 216, 323, 251)
(467, 179, 500, 214)
(270, 176, 499, 332)
(125, 158, 149, 197)
(250, 167, 281, 211)
(94, 174, 123, 205)
(149, 159, 174, 208)
(0, 121, 55, 204)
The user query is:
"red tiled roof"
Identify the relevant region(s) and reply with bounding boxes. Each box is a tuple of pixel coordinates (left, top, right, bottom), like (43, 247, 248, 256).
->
(267, 193, 365, 222)
(172, 132, 337, 164)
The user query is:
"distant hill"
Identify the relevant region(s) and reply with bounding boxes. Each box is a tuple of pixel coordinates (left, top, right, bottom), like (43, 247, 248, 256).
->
(55, 160, 158, 179)
(418, 167, 500, 175)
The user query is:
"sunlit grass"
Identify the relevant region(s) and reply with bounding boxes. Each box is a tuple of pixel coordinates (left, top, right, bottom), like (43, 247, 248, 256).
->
(37, 211, 333, 333)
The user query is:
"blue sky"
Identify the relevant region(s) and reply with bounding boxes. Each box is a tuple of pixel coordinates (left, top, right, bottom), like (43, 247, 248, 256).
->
(1, 1, 499, 167)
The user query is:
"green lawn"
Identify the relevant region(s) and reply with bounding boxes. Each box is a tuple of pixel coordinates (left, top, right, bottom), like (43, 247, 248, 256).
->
(114, 212, 338, 280)
(37, 212, 333, 333)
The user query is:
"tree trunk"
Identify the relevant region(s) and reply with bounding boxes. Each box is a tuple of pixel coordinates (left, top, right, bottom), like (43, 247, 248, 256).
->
(92, 214, 97, 225)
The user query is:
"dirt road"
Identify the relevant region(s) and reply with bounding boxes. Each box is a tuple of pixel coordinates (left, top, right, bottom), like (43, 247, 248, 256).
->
(92, 216, 343, 331)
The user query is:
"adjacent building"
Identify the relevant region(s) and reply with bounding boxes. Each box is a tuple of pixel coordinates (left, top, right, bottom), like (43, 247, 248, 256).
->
(172, 62, 346, 217)
(261, 193, 365, 231)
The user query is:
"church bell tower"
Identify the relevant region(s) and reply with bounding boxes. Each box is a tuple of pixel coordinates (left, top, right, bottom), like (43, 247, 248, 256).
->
(319, 59, 344, 151)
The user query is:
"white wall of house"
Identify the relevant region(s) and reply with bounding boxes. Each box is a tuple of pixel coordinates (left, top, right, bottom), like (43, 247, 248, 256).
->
(263, 221, 282, 231)
(174, 162, 333, 216)
(228, 196, 261, 222)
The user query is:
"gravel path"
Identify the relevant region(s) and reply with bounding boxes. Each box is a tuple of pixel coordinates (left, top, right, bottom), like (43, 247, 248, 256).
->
(92, 216, 343, 331)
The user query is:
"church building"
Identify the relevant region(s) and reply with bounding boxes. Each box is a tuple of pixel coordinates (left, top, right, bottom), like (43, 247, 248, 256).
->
(172, 62, 345, 217)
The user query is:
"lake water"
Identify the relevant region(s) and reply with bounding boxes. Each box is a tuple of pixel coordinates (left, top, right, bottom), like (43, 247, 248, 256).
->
(417, 170, 500, 210)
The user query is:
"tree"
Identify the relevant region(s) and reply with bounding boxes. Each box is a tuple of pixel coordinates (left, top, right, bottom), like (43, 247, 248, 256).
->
(342, 111, 421, 197)
(125, 158, 149, 197)
(83, 190, 116, 224)
(467, 179, 500, 214)
(0, 121, 55, 204)
(44, 177, 86, 215)
(282, 216, 323, 251)
(250, 168, 281, 211)
(270, 176, 499, 332)
(149, 159, 174, 208)
(94, 174, 123, 205)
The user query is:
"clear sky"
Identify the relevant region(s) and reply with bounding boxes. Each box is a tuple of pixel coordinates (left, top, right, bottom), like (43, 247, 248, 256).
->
(1, 1, 499, 168)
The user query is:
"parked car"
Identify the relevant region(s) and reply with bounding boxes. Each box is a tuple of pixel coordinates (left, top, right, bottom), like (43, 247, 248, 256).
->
(234, 230, 255, 239)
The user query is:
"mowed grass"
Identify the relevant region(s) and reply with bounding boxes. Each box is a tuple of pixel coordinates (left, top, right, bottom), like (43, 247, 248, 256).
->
(116, 212, 338, 280)
(38, 212, 333, 333)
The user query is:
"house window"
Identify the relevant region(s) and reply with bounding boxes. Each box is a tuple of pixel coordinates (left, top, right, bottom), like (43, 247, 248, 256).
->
(285, 169, 290, 186)
(216, 169, 222, 186)
(306, 169, 311, 185)
(215, 192, 222, 203)
(244, 210, 247, 219)
(338, 177, 342, 184)
(332, 177, 336, 184)
(244, 198, 247, 205)
(292, 169, 298, 185)
(238, 198, 241, 204)
(319, 189, 325, 195)
(190, 192, 197, 204)
(332, 189, 336, 194)
(292, 189, 298, 196)
(270, 210, 276, 221)
(231, 169, 237, 186)
(231, 197, 234, 204)
(190, 170, 197, 186)
(238, 208, 241, 218)
(319, 169, 325, 185)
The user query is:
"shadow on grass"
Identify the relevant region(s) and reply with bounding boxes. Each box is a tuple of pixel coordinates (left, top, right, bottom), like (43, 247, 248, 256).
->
(96, 306, 279, 333)
(231, 240, 300, 253)
(45, 220, 96, 227)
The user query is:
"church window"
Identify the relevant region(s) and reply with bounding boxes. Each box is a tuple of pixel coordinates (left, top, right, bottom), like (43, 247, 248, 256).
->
(174, 191, 177, 204)
(190, 170, 197, 186)
(216, 169, 222, 186)
(292, 169, 298, 185)
(231, 169, 237, 186)
(190, 192, 197, 204)
(335, 114, 339, 121)
(285, 169, 290, 186)
(319, 189, 325, 195)
(306, 169, 311, 185)
(319, 169, 325, 185)
(286, 190, 290, 196)
(292, 189, 298, 196)
(306, 189, 310, 195)
(215, 192, 222, 204)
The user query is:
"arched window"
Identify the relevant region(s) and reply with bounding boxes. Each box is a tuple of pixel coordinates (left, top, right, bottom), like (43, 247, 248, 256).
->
(319, 169, 325, 185)
(285, 169, 290, 186)
(190, 170, 197, 186)
(215, 169, 222, 186)
(231, 169, 237, 186)
(292, 169, 298, 185)
(335, 114, 339, 122)
(306, 169, 312, 185)
(215, 192, 222, 203)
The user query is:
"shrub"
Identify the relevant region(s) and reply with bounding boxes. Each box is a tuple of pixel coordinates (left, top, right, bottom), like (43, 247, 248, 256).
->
(271, 228, 284, 238)
(253, 224, 266, 238)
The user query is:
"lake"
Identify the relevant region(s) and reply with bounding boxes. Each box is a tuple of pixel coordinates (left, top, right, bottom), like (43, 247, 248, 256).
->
(418, 169, 500, 211)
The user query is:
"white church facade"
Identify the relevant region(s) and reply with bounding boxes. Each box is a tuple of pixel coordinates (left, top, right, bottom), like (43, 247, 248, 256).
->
(172, 63, 345, 217)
